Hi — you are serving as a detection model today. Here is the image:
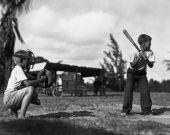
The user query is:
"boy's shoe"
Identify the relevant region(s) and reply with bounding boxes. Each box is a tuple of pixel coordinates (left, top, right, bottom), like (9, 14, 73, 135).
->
(120, 112, 126, 117)
(121, 112, 130, 117)
(151, 108, 166, 115)
(31, 98, 41, 105)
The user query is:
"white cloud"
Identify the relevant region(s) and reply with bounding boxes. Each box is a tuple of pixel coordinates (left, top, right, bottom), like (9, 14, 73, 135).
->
(15, 0, 170, 81)
(17, 6, 117, 68)
(21, 6, 57, 35)
(59, 11, 116, 45)
(21, 7, 117, 45)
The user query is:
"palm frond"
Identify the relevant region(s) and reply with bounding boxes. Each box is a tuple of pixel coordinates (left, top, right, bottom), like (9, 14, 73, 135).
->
(110, 34, 118, 48)
(0, 0, 32, 15)
(14, 0, 32, 15)
(13, 18, 25, 43)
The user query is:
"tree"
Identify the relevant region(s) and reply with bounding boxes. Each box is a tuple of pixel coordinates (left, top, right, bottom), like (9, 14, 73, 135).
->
(100, 34, 127, 91)
(0, 0, 32, 92)
(161, 80, 170, 92)
(148, 79, 170, 92)
(149, 79, 163, 92)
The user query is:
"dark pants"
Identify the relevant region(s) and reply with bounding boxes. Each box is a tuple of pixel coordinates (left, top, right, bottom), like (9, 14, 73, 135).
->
(122, 68, 152, 114)
(94, 87, 100, 95)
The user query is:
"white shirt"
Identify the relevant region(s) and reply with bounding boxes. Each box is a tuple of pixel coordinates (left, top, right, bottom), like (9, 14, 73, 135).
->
(4, 65, 27, 94)
(58, 77, 62, 86)
(57, 77, 62, 91)
(129, 50, 156, 70)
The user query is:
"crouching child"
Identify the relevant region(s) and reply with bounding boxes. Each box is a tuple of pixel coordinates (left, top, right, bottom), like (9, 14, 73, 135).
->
(3, 50, 48, 119)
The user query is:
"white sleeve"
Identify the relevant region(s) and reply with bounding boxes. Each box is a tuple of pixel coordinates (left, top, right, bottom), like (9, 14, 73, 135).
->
(129, 51, 138, 63)
(15, 66, 27, 82)
(148, 51, 156, 63)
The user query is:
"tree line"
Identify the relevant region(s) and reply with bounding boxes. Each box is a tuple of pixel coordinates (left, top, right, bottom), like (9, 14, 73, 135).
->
(148, 79, 170, 92)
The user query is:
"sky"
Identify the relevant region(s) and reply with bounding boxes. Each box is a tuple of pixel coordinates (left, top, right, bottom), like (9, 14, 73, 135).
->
(14, 0, 170, 82)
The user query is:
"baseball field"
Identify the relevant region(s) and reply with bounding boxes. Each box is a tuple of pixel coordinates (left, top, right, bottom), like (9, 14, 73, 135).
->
(0, 92, 170, 135)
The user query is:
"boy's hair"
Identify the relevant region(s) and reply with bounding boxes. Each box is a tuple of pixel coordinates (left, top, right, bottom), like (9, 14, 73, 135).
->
(13, 50, 29, 59)
(13, 50, 35, 70)
(138, 34, 152, 45)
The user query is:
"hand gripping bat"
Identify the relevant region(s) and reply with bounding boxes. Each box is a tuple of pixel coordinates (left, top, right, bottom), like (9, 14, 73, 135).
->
(123, 29, 140, 52)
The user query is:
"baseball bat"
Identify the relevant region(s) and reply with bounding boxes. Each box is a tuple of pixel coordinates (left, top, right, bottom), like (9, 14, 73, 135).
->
(123, 29, 140, 52)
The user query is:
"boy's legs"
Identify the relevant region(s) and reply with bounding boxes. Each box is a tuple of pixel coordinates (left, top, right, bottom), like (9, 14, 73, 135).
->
(3, 95, 18, 118)
(4, 86, 35, 118)
(94, 87, 98, 96)
(30, 91, 41, 105)
(19, 86, 34, 118)
(122, 71, 134, 114)
(3, 87, 31, 118)
(138, 76, 152, 114)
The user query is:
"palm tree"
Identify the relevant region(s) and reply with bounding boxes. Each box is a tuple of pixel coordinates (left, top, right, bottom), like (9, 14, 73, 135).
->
(0, 0, 32, 91)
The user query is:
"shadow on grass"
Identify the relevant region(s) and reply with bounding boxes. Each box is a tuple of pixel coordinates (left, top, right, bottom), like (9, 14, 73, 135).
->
(0, 119, 119, 135)
(29, 111, 95, 119)
(151, 107, 170, 115)
(121, 107, 170, 116)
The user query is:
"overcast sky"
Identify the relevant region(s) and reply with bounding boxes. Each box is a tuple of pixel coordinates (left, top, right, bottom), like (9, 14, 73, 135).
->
(15, 0, 170, 82)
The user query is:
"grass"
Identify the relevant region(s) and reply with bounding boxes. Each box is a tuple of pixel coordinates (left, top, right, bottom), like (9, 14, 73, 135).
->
(0, 92, 170, 135)
(129, 120, 167, 135)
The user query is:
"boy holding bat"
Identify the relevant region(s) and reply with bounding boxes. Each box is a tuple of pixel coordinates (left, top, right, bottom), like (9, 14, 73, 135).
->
(121, 34, 155, 116)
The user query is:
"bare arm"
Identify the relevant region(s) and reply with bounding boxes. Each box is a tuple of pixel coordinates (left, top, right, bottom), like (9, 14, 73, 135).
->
(140, 51, 154, 68)
(23, 76, 47, 87)
(145, 59, 154, 68)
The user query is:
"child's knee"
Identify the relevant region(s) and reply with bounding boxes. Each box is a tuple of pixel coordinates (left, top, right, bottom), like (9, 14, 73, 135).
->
(26, 86, 34, 94)
(28, 86, 34, 90)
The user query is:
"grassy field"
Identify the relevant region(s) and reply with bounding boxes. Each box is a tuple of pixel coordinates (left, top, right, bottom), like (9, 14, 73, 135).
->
(0, 92, 170, 135)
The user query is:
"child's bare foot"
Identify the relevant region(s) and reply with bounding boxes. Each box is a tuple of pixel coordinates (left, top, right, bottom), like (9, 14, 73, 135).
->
(18, 116, 26, 119)
(9, 109, 18, 118)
